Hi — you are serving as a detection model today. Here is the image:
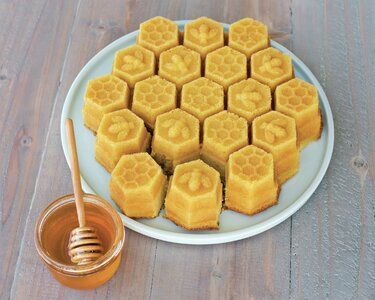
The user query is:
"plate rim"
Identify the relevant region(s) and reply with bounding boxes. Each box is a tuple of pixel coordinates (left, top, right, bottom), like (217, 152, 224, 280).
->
(60, 20, 334, 245)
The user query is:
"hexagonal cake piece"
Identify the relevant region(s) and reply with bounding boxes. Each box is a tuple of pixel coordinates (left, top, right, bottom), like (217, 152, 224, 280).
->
(226, 145, 279, 215)
(183, 17, 224, 59)
(110, 153, 167, 218)
(205, 46, 247, 91)
(137, 16, 179, 58)
(251, 47, 294, 92)
(113, 44, 155, 88)
(158, 45, 201, 90)
(132, 75, 177, 129)
(152, 108, 200, 174)
(95, 109, 150, 172)
(201, 110, 248, 177)
(227, 78, 271, 123)
(181, 77, 224, 126)
(252, 111, 299, 184)
(275, 78, 322, 149)
(83, 74, 129, 133)
(165, 159, 222, 230)
(228, 18, 269, 59)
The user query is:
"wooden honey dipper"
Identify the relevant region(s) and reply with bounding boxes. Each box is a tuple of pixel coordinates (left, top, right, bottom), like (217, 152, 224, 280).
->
(65, 119, 104, 265)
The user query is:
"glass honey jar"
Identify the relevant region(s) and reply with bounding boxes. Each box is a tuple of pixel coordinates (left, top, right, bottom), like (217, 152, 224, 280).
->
(34, 193, 125, 289)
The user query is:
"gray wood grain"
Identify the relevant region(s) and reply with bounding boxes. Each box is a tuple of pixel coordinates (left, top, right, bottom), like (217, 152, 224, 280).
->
(149, 225, 291, 300)
(290, 0, 375, 299)
(0, 1, 79, 298)
(0, 0, 374, 299)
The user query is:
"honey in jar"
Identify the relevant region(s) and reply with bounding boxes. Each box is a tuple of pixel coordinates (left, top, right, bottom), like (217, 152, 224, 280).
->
(35, 193, 125, 289)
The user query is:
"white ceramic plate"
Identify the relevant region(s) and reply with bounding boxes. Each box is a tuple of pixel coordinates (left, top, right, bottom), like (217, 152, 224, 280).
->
(61, 21, 334, 245)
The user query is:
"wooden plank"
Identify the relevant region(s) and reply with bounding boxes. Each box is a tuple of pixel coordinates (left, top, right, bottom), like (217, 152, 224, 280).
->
(150, 222, 291, 300)
(9, 1, 158, 299)
(0, 1, 79, 298)
(8, 0, 294, 299)
(290, 0, 375, 299)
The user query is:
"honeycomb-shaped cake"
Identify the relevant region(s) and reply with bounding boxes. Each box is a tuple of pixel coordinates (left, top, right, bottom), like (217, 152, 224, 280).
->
(227, 78, 271, 123)
(152, 109, 200, 174)
(205, 46, 247, 91)
(112, 44, 155, 88)
(81, 17, 325, 231)
(132, 75, 177, 129)
(158, 45, 201, 90)
(226, 145, 279, 215)
(137, 16, 179, 58)
(83, 74, 130, 133)
(180, 77, 224, 125)
(201, 111, 248, 177)
(228, 18, 269, 59)
(252, 111, 299, 184)
(95, 109, 151, 172)
(275, 78, 322, 149)
(251, 47, 294, 92)
(110, 153, 167, 218)
(165, 159, 222, 230)
(183, 17, 224, 59)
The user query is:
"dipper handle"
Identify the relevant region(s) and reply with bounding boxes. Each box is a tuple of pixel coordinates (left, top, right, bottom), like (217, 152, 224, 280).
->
(65, 118, 86, 227)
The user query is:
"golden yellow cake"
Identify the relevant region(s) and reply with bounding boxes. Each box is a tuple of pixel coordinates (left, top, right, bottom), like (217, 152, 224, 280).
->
(226, 145, 279, 215)
(180, 77, 224, 126)
(95, 109, 151, 172)
(81, 17, 326, 229)
(252, 111, 299, 184)
(112, 44, 155, 88)
(132, 75, 177, 129)
(165, 159, 222, 230)
(137, 16, 179, 58)
(201, 111, 248, 177)
(205, 46, 247, 91)
(227, 78, 271, 123)
(228, 18, 269, 59)
(251, 47, 293, 92)
(109, 152, 167, 218)
(82, 74, 130, 133)
(183, 17, 224, 59)
(151, 108, 200, 174)
(275, 78, 322, 149)
(158, 45, 201, 90)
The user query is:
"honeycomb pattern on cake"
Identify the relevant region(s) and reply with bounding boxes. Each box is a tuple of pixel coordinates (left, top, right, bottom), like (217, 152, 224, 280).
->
(132, 75, 177, 129)
(81, 17, 325, 230)
(95, 109, 150, 172)
(152, 109, 200, 173)
(205, 46, 247, 91)
(83, 74, 130, 133)
(183, 17, 224, 59)
(251, 47, 293, 92)
(113, 44, 155, 88)
(110, 153, 167, 218)
(137, 16, 179, 58)
(201, 111, 248, 177)
(226, 145, 279, 215)
(180, 77, 224, 125)
(275, 78, 322, 148)
(227, 78, 271, 123)
(228, 18, 269, 59)
(158, 45, 201, 90)
(165, 159, 222, 230)
(252, 111, 299, 184)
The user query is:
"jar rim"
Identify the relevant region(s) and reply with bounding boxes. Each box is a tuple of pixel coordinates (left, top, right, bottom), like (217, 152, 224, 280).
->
(34, 193, 125, 276)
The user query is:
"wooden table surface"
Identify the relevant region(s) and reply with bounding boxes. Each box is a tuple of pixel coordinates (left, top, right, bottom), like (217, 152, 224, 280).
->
(1, 0, 374, 299)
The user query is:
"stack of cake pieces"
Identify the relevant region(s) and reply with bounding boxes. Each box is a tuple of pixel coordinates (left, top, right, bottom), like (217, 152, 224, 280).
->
(82, 16, 323, 230)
